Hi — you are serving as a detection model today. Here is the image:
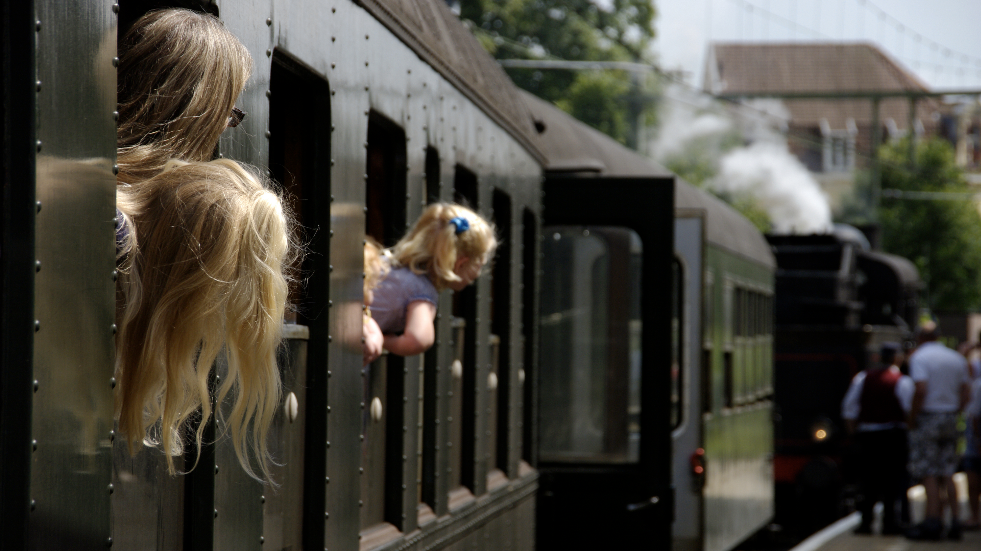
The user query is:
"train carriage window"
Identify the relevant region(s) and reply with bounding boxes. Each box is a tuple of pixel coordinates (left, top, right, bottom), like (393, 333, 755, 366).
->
(670, 257, 684, 429)
(521, 209, 538, 465)
(266, 50, 332, 551)
(450, 165, 478, 502)
(539, 227, 642, 463)
(362, 111, 408, 535)
(490, 189, 512, 479)
(417, 146, 441, 516)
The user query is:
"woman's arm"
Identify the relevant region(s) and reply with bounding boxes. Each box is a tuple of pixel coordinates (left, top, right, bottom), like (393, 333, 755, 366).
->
(383, 301, 437, 356)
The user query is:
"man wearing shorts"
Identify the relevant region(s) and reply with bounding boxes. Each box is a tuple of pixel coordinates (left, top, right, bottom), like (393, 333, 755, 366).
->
(906, 322, 972, 540)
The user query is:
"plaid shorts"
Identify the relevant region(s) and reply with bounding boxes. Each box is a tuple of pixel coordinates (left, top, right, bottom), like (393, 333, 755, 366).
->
(908, 411, 960, 479)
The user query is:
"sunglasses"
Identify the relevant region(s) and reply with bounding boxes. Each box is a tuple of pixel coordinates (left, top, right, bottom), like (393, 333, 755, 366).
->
(227, 107, 246, 128)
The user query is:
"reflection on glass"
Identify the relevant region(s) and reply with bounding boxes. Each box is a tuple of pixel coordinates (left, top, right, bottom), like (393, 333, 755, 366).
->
(538, 226, 642, 464)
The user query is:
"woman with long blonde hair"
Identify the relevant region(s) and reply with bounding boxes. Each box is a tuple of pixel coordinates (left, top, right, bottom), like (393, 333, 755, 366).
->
(116, 159, 297, 481)
(114, 9, 299, 481)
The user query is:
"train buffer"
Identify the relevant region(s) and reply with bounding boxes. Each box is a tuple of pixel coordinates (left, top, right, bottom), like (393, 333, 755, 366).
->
(792, 474, 979, 551)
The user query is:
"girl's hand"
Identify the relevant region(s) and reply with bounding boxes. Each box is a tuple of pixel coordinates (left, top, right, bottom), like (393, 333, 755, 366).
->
(363, 316, 384, 366)
(383, 300, 437, 356)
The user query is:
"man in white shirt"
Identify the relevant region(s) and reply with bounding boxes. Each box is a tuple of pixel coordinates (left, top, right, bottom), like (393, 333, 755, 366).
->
(906, 322, 972, 541)
(841, 342, 914, 535)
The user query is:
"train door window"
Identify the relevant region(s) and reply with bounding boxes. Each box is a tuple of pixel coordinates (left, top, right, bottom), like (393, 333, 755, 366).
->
(539, 227, 642, 463)
(362, 111, 408, 537)
(450, 165, 478, 503)
(490, 189, 512, 480)
(425, 146, 441, 204)
(266, 50, 332, 551)
(521, 208, 538, 466)
(671, 256, 684, 429)
(702, 348, 713, 415)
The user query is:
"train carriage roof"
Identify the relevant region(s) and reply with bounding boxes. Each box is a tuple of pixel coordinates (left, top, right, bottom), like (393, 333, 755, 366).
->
(358, 0, 546, 164)
(518, 90, 775, 269)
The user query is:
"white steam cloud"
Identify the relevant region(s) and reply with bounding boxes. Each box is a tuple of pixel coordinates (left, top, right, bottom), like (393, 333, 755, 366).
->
(650, 85, 833, 234)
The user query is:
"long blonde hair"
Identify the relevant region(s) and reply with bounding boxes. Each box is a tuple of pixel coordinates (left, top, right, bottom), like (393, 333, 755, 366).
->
(116, 9, 253, 183)
(389, 203, 497, 290)
(115, 159, 298, 481)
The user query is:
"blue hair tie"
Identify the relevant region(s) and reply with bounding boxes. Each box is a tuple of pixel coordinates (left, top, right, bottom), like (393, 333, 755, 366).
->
(449, 216, 470, 235)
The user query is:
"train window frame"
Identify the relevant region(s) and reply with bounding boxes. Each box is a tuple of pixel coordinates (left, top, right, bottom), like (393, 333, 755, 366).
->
(490, 188, 513, 483)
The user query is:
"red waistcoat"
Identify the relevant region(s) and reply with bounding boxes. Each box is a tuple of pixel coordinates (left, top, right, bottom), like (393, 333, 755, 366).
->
(857, 367, 905, 424)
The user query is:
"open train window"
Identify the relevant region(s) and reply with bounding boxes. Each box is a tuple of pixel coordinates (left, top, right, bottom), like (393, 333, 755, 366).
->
(521, 208, 538, 466)
(538, 227, 642, 464)
(450, 164, 478, 502)
(417, 145, 440, 518)
(490, 189, 512, 480)
(267, 50, 332, 551)
(362, 111, 408, 537)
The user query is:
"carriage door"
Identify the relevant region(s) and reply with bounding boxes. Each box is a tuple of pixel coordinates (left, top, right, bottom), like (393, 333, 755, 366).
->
(537, 176, 674, 548)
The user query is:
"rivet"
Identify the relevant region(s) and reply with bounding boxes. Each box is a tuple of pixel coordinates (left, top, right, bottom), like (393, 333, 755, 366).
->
(265, 131, 271, 139)
(35, 21, 41, 32)
(36, 141, 42, 152)
(111, 324, 117, 335)
(365, 35, 369, 40)
(36, 201, 41, 213)
(365, 61, 368, 67)
(109, 430, 114, 442)
(328, 300, 333, 307)
(260, 536, 265, 544)
(326, 512, 330, 518)
(110, 377, 116, 389)
(36, 81, 41, 92)
(112, 111, 119, 122)
(330, 125, 335, 131)
(332, 7, 336, 12)
(108, 483, 114, 494)
(32, 440, 37, 451)
(328, 335, 332, 343)
(266, 18, 272, 26)
(33, 380, 38, 392)
(215, 465, 219, 474)
(35, 260, 41, 272)
(360, 468, 364, 474)
(331, 89, 336, 96)
(331, 62, 336, 69)
(34, 320, 40, 332)
(107, 537, 113, 548)
(329, 264, 334, 272)
(214, 509, 218, 518)
(112, 57, 119, 68)
(261, 495, 266, 504)
(113, 164, 119, 175)
(330, 159, 335, 167)
(365, 86, 369, 91)
(329, 230, 334, 237)
(331, 37, 335, 42)
(112, 3, 119, 14)
(30, 499, 36, 511)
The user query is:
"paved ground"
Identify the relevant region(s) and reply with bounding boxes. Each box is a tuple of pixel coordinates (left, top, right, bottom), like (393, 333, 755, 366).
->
(794, 474, 980, 551)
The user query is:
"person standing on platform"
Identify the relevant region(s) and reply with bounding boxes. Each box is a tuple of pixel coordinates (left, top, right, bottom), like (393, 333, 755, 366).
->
(906, 322, 972, 541)
(842, 342, 914, 535)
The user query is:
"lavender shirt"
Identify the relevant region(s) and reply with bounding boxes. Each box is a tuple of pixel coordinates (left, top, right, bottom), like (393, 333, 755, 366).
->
(369, 267, 438, 334)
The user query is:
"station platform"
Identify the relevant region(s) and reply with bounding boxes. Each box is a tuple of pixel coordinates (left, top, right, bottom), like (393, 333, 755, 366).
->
(791, 473, 979, 551)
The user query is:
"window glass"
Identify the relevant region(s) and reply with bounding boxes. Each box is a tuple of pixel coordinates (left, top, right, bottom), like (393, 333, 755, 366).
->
(539, 226, 642, 463)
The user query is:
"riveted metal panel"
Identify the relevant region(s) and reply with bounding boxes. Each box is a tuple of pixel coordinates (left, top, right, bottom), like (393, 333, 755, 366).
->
(30, 0, 117, 548)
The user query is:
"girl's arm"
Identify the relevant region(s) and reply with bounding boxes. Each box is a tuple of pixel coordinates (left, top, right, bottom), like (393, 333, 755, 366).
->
(363, 315, 384, 366)
(383, 300, 437, 356)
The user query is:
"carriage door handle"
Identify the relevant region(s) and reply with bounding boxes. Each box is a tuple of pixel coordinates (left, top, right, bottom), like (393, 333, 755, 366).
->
(626, 496, 659, 512)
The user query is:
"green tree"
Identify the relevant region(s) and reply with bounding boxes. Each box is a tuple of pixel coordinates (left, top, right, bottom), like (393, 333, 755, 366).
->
(868, 137, 981, 311)
(460, 0, 659, 147)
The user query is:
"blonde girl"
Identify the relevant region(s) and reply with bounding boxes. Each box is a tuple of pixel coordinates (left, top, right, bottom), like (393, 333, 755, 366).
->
(370, 203, 497, 357)
(116, 8, 253, 184)
(115, 159, 298, 481)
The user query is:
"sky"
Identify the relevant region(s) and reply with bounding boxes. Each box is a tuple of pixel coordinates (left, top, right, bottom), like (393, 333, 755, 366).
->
(654, 0, 981, 92)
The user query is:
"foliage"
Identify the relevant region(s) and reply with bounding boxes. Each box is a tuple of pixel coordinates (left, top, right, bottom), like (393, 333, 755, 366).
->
(861, 137, 981, 311)
(460, 0, 659, 147)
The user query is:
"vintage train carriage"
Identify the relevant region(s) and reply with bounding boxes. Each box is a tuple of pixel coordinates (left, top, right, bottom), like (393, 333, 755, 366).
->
(767, 228, 921, 534)
(520, 90, 775, 551)
(3, 0, 551, 550)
